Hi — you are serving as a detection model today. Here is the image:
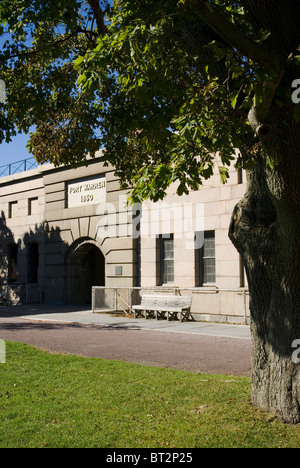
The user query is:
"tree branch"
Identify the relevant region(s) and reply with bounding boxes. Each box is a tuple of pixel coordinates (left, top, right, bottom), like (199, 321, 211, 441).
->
(183, 0, 284, 71)
(0, 28, 97, 63)
(86, 0, 107, 36)
(1, 31, 80, 62)
(248, 69, 285, 135)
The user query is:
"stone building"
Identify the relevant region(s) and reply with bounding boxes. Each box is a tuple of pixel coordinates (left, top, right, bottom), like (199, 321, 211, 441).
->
(0, 152, 249, 322)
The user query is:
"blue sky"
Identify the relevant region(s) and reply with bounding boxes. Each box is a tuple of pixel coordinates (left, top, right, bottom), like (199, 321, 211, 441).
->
(0, 1, 113, 169)
(0, 132, 32, 168)
(0, 34, 32, 168)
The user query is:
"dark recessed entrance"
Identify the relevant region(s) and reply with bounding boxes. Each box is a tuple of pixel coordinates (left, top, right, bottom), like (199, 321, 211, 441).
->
(68, 242, 105, 304)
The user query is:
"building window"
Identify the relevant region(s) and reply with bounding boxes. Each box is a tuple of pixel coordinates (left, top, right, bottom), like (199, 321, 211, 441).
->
(157, 234, 174, 285)
(237, 167, 243, 184)
(197, 231, 216, 285)
(8, 244, 18, 283)
(8, 201, 18, 219)
(28, 197, 39, 216)
(28, 243, 39, 284)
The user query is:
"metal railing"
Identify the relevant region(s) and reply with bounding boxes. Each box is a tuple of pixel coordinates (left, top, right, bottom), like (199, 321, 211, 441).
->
(0, 157, 38, 178)
(92, 286, 250, 325)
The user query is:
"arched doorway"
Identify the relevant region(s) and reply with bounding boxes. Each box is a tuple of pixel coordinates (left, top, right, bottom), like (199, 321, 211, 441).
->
(65, 241, 105, 304)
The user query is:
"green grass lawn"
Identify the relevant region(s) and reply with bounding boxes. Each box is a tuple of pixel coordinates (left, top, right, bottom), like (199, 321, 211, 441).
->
(0, 341, 300, 448)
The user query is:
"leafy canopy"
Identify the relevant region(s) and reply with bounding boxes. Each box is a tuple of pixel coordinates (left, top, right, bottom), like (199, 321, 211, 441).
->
(0, 0, 297, 201)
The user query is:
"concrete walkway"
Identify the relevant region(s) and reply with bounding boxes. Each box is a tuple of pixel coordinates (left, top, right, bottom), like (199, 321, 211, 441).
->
(0, 304, 252, 375)
(4, 304, 251, 341)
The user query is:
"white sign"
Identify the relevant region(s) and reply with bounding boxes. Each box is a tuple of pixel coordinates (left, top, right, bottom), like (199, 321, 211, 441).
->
(68, 176, 106, 208)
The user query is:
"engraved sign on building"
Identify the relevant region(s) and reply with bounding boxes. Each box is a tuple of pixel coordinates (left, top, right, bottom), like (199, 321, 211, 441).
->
(67, 175, 106, 208)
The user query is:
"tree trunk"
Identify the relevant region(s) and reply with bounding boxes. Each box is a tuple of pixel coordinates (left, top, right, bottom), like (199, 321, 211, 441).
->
(229, 117, 300, 424)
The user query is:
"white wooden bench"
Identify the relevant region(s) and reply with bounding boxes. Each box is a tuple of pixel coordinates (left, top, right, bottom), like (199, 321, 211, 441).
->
(132, 295, 192, 322)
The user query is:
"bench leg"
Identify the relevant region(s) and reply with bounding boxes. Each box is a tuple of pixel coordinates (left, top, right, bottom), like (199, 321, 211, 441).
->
(156, 311, 167, 320)
(167, 311, 177, 321)
(145, 310, 156, 319)
(134, 310, 144, 319)
(180, 311, 191, 322)
(134, 310, 141, 319)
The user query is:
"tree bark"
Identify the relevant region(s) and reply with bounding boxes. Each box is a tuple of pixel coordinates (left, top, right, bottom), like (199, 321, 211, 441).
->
(229, 114, 300, 424)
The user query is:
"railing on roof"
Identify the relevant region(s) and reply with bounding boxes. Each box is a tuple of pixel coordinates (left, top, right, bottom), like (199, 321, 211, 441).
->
(0, 157, 38, 178)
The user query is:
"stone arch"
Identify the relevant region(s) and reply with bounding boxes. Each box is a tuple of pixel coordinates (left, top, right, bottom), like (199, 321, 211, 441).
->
(64, 238, 105, 304)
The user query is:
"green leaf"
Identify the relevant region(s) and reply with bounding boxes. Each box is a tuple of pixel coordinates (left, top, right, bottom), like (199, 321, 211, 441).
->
(266, 155, 277, 170)
(219, 166, 229, 184)
(77, 74, 86, 86)
(255, 29, 271, 44)
(74, 56, 85, 69)
(230, 92, 239, 109)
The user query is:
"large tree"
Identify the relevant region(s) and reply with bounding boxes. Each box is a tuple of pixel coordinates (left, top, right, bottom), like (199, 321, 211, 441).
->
(1, 0, 300, 423)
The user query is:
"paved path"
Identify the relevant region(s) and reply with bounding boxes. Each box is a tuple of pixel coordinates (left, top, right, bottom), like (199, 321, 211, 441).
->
(0, 305, 252, 376)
